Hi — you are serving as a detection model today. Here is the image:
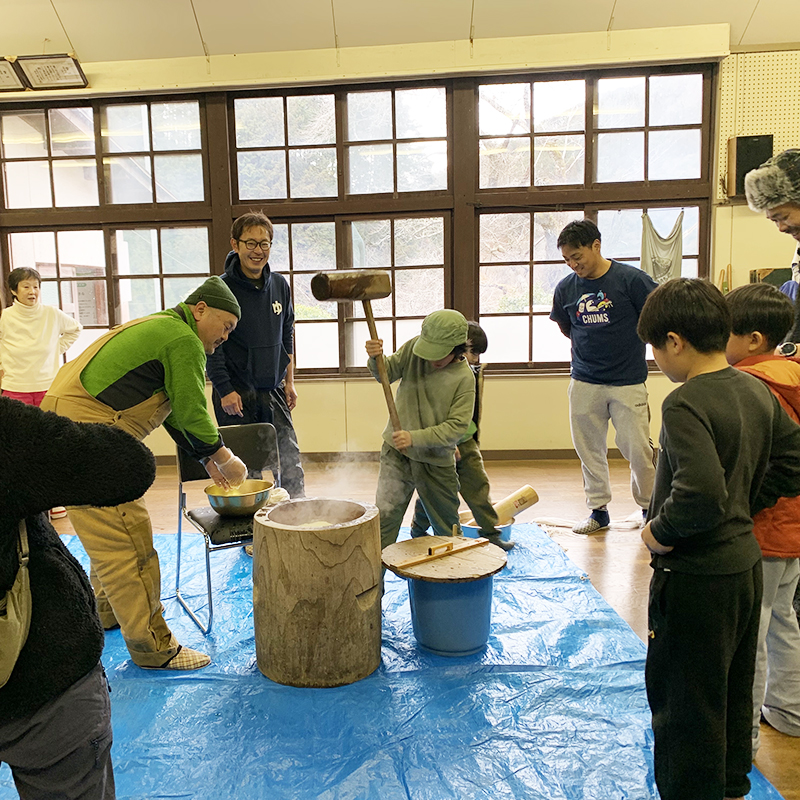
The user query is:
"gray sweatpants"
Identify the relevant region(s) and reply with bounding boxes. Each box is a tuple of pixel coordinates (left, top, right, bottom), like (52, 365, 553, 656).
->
(568, 379, 656, 510)
(0, 663, 115, 799)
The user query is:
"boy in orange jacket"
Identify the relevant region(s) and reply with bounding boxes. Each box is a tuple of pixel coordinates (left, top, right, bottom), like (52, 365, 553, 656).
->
(725, 282, 800, 757)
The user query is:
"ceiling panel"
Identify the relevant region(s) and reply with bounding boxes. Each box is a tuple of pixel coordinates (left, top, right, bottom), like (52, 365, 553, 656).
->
(473, 0, 615, 39)
(612, 0, 753, 44)
(194, 0, 334, 55)
(51, 0, 203, 62)
(0, 0, 71, 56)
(333, 0, 471, 48)
(740, 1, 800, 46)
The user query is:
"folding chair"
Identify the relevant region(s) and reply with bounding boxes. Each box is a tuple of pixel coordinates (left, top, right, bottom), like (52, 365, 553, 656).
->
(175, 422, 281, 633)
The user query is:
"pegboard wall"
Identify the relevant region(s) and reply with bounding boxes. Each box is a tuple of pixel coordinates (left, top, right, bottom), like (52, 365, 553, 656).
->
(716, 50, 800, 202)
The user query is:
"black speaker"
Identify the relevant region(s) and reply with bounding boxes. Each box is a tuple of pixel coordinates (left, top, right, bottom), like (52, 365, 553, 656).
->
(727, 135, 774, 197)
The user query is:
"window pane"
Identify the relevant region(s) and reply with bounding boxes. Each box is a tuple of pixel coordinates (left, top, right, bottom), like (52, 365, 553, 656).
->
(237, 150, 286, 200)
(104, 156, 153, 203)
(41, 281, 59, 305)
(647, 206, 700, 255)
(3, 161, 52, 208)
(346, 319, 392, 367)
(48, 108, 95, 156)
(115, 229, 158, 275)
(347, 92, 392, 141)
(533, 210, 584, 260)
(1, 112, 47, 158)
(234, 97, 285, 148)
(596, 209, 643, 260)
(348, 144, 393, 194)
(648, 129, 701, 181)
(478, 84, 530, 136)
(151, 102, 201, 151)
(162, 227, 209, 274)
(397, 141, 447, 192)
(102, 105, 149, 153)
(394, 217, 444, 267)
(482, 316, 529, 362)
(291, 222, 336, 270)
(291, 273, 338, 320)
(396, 87, 446, 139)
(117, 277, 161, 321)
(154, 154, 204, 202)
(533, 315, 571, 361)
(269, 224, 289, 271)
(164, 277, 208, 309)
(480, 265, 529, 313)
(352, 220, 391, 267)
(9, 231, 56, 276)
(295, 322, 339, 368)
(533, 263, 571, 311)
(394, 269, 443, 316)
(58, 230, 105, 278)
(596, 77, 645, 129)
(596, 132, 644, 182)
(649, 74, 702, 126)
(288, 147, 337, 198)
(53, 159, 99, 207)
(681, 258, 699, 278)
(480, 214, 530, 263)
(63, 280, 108, 326)
(533, 80, 585, 133)
(287, 95, 335, 146)
(479, 137, 530, 188)
(533, 135, 584, 186)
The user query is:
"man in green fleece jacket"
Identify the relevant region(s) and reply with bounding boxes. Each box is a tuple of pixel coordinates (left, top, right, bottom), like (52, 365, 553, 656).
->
(41, 276, 247, 671)
(367, 309, 478, 551)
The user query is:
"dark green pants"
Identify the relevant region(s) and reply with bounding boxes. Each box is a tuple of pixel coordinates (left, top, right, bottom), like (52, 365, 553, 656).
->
(411, 437, 499, 537)
(376, 442, 461, 551)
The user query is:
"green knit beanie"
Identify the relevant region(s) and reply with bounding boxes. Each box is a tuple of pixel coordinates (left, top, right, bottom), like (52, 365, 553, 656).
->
(184, 276, 241, 319)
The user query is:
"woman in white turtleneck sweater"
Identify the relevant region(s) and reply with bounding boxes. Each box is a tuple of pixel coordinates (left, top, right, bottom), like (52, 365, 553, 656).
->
(0, 267, 82, 406)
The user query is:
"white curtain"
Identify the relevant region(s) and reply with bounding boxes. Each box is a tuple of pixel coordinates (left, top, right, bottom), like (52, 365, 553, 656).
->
(641, 211, 683, 284)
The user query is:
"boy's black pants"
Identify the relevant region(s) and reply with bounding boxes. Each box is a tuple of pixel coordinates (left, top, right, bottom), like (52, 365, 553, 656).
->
(646, 562, 762, 800)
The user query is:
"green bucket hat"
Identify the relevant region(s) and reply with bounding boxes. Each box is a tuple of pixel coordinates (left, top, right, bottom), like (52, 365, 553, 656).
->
(184, 276, 241, 319)
(413, 309, 468, 361)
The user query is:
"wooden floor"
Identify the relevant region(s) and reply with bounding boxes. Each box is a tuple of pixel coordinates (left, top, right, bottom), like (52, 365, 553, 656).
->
(55, 457, 799, 799)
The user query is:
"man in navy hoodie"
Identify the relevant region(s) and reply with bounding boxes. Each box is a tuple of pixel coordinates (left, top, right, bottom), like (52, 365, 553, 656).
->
(206, 212, 305, 497)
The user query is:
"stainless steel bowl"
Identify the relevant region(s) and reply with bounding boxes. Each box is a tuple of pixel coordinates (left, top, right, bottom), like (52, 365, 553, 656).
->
(205, 479, 274, 517)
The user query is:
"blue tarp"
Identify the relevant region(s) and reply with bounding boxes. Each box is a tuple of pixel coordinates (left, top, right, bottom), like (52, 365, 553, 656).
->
(0, 524, 784, 799)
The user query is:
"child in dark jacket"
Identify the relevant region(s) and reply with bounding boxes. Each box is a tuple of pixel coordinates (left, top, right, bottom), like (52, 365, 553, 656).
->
(725, 283, 800, 756)
(636, 278, 800, 800)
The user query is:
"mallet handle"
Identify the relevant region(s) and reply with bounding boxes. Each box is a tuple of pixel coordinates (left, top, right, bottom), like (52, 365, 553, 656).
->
(363, 299, 402, 433)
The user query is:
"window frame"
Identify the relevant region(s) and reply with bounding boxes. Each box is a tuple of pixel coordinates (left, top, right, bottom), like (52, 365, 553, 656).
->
(0, 64, 715, 376)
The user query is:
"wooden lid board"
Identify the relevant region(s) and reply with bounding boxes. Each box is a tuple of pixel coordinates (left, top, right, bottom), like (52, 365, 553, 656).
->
(381, 536, 507, 583)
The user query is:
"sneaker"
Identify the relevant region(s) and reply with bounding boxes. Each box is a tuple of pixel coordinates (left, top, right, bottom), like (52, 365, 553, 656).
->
(143, 645, 211, 671)
(483, 531, 515, 551)
(49, 507, 68, 520)
(572, 507, 610, 535)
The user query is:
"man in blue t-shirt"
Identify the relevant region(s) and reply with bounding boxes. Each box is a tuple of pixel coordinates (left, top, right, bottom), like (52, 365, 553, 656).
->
(550, 219, 658, 534)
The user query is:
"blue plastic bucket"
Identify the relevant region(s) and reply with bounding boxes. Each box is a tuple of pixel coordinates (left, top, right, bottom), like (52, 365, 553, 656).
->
(407, 574, 494, 656)
(461, 522, 513, 543)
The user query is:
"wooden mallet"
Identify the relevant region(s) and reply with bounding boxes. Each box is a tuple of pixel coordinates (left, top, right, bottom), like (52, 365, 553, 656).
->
(310, 269, 401, 433)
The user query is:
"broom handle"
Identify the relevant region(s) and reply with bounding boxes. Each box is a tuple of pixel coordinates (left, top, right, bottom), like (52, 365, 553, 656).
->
(363, 299, 402, 433)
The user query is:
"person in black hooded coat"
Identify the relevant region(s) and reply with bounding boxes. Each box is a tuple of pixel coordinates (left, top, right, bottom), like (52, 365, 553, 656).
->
(0, 396, 155, 799)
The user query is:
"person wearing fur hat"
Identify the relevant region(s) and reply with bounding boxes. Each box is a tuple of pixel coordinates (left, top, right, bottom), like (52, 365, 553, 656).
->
(366, 309, 479, 551)
(40, 277, 247, 671)
(0, 396, 157, 798)
(745, 148, 800, 341)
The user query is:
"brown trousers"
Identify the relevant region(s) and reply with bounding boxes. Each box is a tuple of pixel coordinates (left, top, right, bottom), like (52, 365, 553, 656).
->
(41, 320, 179, 667)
